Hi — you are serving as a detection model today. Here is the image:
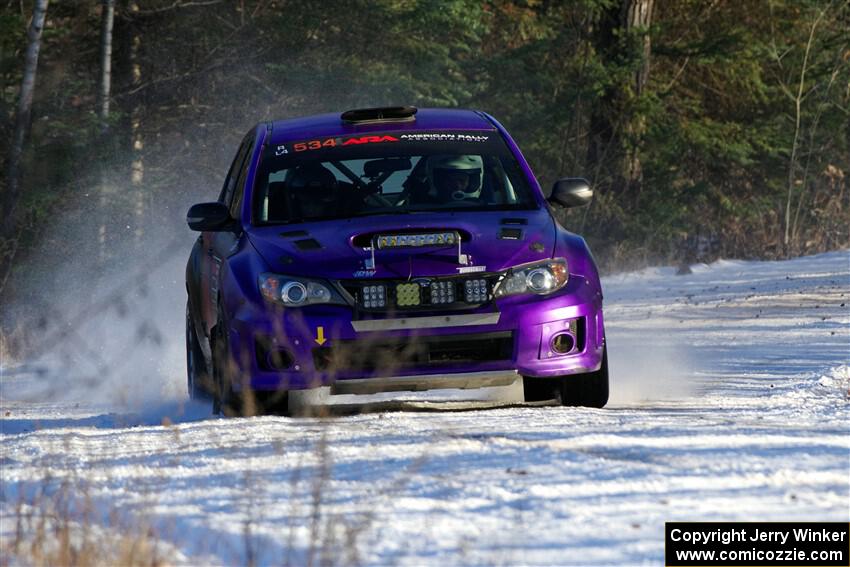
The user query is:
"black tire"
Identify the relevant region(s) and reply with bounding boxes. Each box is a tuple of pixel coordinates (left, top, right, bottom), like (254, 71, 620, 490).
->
(210, 316, 289, 417)
(211, 318, 243, 416)
(558, 347, 609, 408)
(186, 303, 213, 401)
(522, 376, 559, 402)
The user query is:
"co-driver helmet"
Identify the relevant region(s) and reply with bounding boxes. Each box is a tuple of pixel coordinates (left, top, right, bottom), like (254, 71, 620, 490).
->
(428, 155, 483, 201)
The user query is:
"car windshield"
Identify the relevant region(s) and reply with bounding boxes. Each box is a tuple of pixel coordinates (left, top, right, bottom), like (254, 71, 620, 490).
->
(253, 130, 537, 224)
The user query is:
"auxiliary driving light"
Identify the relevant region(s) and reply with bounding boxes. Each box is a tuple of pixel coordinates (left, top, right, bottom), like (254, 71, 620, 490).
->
(396, 282, 421, 306)
(429, 280, 455, 305)
(361, 284, 386, 308)
(464, 278, 488, 303)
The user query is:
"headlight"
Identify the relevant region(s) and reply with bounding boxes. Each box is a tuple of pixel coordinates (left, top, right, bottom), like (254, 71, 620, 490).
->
(259, 273, 344, 306)
(493, 259, 569, 298)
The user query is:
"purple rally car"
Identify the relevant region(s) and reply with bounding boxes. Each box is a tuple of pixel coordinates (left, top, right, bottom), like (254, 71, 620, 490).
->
(185, 106, 608, 415)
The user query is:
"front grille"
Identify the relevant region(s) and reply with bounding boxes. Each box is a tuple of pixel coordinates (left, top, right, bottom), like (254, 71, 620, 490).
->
(312, 331, 514, 374)
(341, 275, 500, 312)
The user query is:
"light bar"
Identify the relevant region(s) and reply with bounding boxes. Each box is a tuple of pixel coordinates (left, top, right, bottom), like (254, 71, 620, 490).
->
(375, 232, 457, 249)
(365, 231, 468, 270)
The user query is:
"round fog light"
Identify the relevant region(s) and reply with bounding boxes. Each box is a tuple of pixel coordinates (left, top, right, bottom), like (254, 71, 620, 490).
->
(267, 348, 294, 371)
(551, 332, 575, 354)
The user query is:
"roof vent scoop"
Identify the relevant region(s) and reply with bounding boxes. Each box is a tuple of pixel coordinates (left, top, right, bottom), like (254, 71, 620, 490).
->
(341, 106, 418, 124)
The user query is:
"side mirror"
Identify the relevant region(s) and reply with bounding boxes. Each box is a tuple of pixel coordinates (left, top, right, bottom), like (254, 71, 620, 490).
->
(187, 202, 231, 231)
(548, 178, 593, 208)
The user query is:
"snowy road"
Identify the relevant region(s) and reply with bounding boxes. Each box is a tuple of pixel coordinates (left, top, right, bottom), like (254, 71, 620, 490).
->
(2, 252, 848, 565)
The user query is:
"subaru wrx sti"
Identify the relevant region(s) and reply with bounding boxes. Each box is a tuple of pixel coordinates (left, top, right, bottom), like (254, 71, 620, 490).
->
(185, 106, 608, 414)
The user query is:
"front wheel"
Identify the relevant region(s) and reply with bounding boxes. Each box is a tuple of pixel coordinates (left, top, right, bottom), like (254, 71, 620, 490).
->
(211, 317, 243, 416)
(211, 317, 285, 417)
(522, 347, 610, 408)
(186, 303, 212, 401)
(559, 348, 609, 408)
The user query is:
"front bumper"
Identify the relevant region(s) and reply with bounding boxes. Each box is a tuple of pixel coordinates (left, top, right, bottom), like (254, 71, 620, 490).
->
(224, 274, 605, 392)
(330, 369, 520, 395)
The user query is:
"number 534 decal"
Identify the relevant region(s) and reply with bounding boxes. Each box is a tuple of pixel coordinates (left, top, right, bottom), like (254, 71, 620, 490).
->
(293, 135, 399, 152)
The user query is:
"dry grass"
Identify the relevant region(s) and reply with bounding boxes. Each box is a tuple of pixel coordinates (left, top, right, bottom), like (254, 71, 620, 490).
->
(3, 482, 171, 567)
(1, 415, 422, 566)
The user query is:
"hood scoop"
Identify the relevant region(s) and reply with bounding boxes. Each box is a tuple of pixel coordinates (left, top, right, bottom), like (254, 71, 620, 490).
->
(280, 229, 309, 238)
(277, 229, 322, 251)
(294, 238, 322, 251)
(499, 227, 523, 240)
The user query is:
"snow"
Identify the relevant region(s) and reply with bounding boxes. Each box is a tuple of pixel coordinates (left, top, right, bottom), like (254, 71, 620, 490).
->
(2, 251, 849, 565)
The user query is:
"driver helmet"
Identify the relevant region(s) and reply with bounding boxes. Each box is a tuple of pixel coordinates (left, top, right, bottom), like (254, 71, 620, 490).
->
(429, 155, 483, 201)
(284, 162, 338, 218)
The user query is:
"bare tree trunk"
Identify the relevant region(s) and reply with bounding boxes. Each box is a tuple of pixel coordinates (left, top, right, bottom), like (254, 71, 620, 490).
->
(0, 0, 49, 297)
(621, 0, 653, 195)
(1, 0, 49, 234)
(783, 5, 827, 256)
(129, 1, 146, 248)
(625, 0, 653, 94)
(791, 60, 842, 249)
(558, 12, 594, 179)
(97, 0, 115, 264)
(586, 0, 654, 198)
(98, 0, 115, 130)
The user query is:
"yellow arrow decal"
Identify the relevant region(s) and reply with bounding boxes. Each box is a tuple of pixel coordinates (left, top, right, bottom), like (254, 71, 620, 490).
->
(315, 326, 327, 345)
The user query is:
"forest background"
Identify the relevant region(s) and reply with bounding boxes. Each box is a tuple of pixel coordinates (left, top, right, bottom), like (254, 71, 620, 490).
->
(0, 0, 848, 309)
